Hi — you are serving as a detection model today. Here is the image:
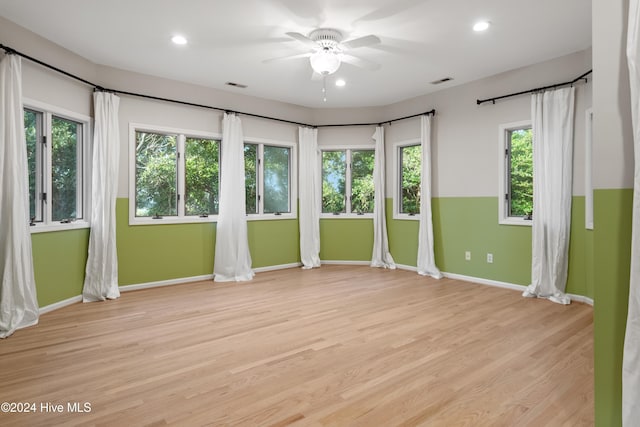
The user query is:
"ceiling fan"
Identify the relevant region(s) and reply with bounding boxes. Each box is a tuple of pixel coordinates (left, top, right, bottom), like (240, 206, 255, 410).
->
(264, 28, 382, 77)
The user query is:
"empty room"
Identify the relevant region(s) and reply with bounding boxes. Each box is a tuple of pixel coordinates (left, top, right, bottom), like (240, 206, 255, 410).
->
(0, 0, 637, 426)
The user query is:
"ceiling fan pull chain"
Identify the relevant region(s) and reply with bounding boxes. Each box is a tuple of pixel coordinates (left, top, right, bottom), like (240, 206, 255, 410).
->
(322, 75, 327, 102)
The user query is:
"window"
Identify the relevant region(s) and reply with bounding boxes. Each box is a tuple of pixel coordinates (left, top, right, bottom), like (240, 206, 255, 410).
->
(392, 140, 421, 219)
(400, 144, 421, 215)
(244, 141, 295, 218)
(135, 131, 178, 217)
(185, 137, 219, 216)
(24, 101, 89, 232)
(321, 148, 374, 216)
(499, 121, 533, 225)
(130, 124, 220, 224)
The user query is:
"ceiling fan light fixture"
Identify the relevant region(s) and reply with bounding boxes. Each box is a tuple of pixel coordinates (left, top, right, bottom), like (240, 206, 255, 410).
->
(171, 35, 188, 45)
(473, 21, 490, 32)
(310, 50, 341, 75)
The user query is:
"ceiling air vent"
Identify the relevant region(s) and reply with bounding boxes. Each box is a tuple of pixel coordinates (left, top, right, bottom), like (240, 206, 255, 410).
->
(430, 77, 453, 85)
(225, 81, 247, 89)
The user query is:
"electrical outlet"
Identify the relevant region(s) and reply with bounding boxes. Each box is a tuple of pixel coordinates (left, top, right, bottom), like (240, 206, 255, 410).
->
(465, 251, 471, 261)
(487, 253, 493, 263)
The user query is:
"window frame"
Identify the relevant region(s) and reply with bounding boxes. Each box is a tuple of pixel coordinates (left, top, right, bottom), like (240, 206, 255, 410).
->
(244, 136, 297, 221)
(24, 98, 91, 234)
(319, 145, 375, 219)
(129, 123, 222, 225)
(392, 138, 421, 221)
(498, 120, 533, 226)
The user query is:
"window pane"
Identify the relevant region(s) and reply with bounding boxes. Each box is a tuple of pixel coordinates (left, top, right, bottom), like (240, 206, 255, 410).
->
(400, 145, 421, 214)
(508, 128, 533, 217)
(351, 150, 375, 214)
(135, 131, 177, 217)
(263, 145, 290, 213)
(24, 109, 42, 222)
(51, 116, 81, 221)
(322, 150, 346, 213)
(244, 143, 258, 214)
(185, 138, 219, 216)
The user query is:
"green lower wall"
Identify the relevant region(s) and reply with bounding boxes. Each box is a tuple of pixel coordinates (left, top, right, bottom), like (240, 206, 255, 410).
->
(386, 197, 593, 297)
(116, 198, 299, 285)
(32, 228, 89, 307)
(247, 219, 299, 267)
(593, 188, 633, 427)
(31, 196, 599, 305)
(319, 218, 373, 261)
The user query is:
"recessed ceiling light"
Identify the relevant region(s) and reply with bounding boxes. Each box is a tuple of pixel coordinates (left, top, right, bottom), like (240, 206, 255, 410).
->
(335, 79, 346, 87)
(473, 21, 490, 32)
(171, 35, 188, 45)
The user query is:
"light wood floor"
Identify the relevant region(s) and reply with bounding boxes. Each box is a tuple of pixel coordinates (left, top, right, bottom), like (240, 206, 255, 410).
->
(0, 266, 593, 426)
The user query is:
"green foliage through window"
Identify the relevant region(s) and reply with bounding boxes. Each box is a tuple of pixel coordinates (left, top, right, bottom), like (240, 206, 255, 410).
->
(322, 149, 374, 215)
(135, 131, 177, 217)
(51, 117, 80, 221)
(24, 109, 40, 221)
(244, 143, 258, 214)
(400, 144, 421, 214)
(508, 128, 533, 217)
(185, 138, 219, 216)
(263, 145, 290, 213)
(24, 108, 83, 224)
(351, 150, 374, 214)
(322, 150, 346, 213)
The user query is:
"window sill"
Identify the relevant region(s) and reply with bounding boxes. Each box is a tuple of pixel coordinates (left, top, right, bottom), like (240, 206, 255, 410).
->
(129, 213, 299, 225)
(130, 216, 218, 226)
(247, 213, 297, 221)
(499, 218, 533, 227)
(30, 221, 90, 234)
(320, 213, 374, 219)
(392, 213, 420, 221)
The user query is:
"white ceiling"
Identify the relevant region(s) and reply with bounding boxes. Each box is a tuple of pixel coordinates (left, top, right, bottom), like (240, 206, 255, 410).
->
(0, 0, 591, 109)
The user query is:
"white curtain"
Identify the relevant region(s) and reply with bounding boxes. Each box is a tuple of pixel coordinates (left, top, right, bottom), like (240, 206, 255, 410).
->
(213, 113, 254, 281)
(624, 1, 640, 422)
(83, 92, 121, 302)
(417, 115, 442, 278)
(370, 126, 395, 269)
(298, 127, 321, 269)
(523, 87, 575, 305)
(0, 54, 39, 338)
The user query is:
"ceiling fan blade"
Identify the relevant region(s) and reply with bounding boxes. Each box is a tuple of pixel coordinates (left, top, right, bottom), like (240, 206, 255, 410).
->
(341, 54, 381, 71)
(263, 52, 311, 64)
(340, 35, 381, 50)
(285, 31, 319, 48)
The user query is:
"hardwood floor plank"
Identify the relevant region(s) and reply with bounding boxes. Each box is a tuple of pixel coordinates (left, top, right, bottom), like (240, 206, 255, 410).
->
(0, 266, 593, 426)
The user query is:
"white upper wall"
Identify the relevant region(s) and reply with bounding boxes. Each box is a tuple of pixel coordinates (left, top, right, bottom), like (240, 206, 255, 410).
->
(2, 15, 594, 200)
(384, 49, 593, 197)
(592, 0, 634, 189)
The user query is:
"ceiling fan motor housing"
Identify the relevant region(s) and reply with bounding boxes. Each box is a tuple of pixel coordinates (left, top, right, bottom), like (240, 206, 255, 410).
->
(309, 28, 343, 50)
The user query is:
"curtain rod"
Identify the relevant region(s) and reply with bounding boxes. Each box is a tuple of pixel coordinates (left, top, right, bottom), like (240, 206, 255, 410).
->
(315, 109, 436, 128)
(476, 69, 592, 105)
(1, 42, 435, 128)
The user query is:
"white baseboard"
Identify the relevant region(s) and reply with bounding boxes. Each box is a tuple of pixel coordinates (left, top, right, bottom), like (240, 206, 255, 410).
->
(321, 260, 370, 266)
(253, 262, 302, 273)
(442, 272, 594, 306)
(566, 294, 594, 306)
(39, 295, 83, 315)
(119, 274, 213, 292)
(393, 267, 593, 306)
(38, 263, 594, 315)
(442, 272, 526, 292)
(396, 264, 418, 272)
